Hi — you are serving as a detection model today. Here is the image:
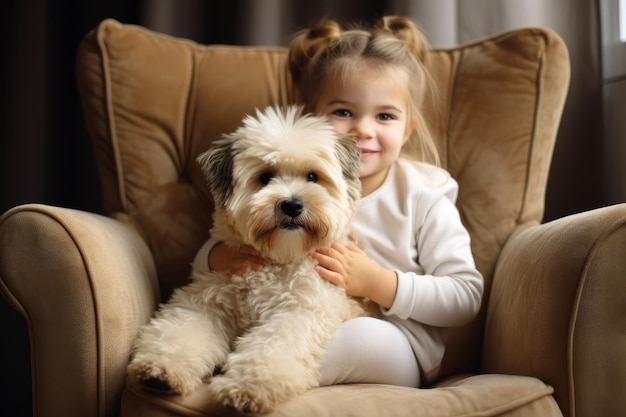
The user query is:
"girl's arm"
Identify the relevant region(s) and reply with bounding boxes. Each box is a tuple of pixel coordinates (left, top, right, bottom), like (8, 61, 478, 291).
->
(388, 197, 483, 327)
(193, 237, 267, 276)
(312, 197, 483, 327)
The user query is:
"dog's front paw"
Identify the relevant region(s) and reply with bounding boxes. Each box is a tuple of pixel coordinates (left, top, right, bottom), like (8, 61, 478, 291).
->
(209, 375, 280, 414)
(127, 357, 206, 396)
(139, 375, 176, 394)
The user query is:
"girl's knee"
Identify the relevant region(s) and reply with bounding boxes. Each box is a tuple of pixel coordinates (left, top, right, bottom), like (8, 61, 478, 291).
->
(320, 318, 420, 387)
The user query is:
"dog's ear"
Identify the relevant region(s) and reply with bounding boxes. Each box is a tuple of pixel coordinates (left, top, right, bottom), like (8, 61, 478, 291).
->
(334, 133, 362, 199)
(197, 137, 235, 207)
(335, 134, 362, 182)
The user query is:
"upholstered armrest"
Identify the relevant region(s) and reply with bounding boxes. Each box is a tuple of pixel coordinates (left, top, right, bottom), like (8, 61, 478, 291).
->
(482, 204, 626, 417)
(0, 204, 159, 417)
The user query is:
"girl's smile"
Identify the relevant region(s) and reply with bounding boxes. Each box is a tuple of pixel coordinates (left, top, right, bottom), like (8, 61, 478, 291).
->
(359, 147, 379, 158)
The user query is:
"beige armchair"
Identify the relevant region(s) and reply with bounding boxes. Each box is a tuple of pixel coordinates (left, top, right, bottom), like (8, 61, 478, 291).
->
(1, 18, 624, 417)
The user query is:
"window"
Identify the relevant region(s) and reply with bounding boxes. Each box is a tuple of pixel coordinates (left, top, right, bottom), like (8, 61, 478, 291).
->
(601, 0, 626, 81)
(621, 0, 626, 42)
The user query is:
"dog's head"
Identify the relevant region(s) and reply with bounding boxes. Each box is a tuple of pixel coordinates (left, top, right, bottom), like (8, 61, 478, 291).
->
(197, 106, 361, 264)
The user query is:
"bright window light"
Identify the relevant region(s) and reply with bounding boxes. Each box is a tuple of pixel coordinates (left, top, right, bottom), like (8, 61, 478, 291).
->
(621, 0, 626, 41)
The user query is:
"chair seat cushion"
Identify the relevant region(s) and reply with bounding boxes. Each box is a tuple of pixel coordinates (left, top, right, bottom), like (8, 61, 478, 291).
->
(120, 374, 562, 417)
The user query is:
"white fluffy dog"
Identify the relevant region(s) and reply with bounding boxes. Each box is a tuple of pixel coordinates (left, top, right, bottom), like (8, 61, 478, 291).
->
(127, 106, 376, 414)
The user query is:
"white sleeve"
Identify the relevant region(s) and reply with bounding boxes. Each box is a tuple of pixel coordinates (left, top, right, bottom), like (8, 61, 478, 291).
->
(192, 236, 221, 273)
(383, 196, 483, 327)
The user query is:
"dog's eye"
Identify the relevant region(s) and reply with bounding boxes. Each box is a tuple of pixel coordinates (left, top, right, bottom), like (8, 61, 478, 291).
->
(306, 172, 318, 183)
(259, 172, 274, 185)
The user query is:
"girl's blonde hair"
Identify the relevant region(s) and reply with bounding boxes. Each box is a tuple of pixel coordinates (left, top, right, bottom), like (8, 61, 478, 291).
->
(288, 16, 440, 166)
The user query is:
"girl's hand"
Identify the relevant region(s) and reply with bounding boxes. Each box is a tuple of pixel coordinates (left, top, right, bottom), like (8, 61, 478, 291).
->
(209, 242, 268, 277)
(310, 242, 398, 309)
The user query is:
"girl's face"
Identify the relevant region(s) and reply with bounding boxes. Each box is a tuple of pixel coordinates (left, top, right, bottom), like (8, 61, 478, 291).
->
(314, 67, 412, 197)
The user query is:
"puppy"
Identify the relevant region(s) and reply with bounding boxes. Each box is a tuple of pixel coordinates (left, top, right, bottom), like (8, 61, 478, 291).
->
(127, 106, 375, 414)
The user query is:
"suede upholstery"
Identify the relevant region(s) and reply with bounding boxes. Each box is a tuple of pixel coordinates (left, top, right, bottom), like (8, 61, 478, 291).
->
(1, 18, 625, 417)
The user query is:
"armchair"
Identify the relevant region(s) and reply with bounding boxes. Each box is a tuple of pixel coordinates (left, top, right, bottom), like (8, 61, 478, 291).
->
(1, 18, 625, 417)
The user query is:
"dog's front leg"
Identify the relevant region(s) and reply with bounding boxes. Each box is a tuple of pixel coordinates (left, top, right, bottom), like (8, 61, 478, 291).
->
(209, 307, 340, 414)
(127, 282, 236, 396)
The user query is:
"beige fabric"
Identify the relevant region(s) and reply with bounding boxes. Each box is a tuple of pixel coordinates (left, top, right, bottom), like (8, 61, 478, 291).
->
(484, 204, 626, 417)
(121, 374, 561, 417)
(0, 204, 159, 417)
(1, 17, 624, 417)
(77, 22, 296, 298)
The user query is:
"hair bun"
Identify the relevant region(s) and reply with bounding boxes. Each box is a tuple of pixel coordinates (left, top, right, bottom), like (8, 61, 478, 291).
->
(375, 16, 429, 63)
(288, 20, 342, 86)
(307, 20, 342, 41)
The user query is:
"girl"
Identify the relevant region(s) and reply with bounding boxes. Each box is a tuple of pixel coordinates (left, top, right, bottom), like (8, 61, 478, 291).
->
(195, 16, 483, 388)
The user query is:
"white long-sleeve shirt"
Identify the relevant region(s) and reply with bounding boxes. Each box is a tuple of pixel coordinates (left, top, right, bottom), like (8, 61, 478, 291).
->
(193, 158, 483, 383)
(353, 159, 483, 382)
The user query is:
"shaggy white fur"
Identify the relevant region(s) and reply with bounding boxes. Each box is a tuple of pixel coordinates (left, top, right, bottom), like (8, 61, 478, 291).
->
(127, 106, 376, 414)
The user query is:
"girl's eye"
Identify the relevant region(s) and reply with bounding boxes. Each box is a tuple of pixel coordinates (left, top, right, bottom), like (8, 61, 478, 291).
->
(306, 172, 318, 182)
(333, 109, 352, 118)
(377, 113, 394, 121)
(259, 172, 274, 185)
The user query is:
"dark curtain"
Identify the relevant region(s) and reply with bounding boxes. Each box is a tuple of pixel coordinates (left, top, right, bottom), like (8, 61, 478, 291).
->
(1, 4, 139, 413)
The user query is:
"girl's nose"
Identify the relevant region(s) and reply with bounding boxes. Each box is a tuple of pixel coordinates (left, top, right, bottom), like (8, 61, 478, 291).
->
(350, 119, 375, 139)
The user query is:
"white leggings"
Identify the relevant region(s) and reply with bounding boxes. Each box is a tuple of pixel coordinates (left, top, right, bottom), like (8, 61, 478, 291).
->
(319, 317, 420, 388)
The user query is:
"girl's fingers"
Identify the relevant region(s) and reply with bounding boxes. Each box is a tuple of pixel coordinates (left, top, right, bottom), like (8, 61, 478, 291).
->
(227, 265, 250, 278)
(250, 260, 266, 271)
(240, 245, 262, 257)
(318, 246, 344, 261)
(330, 242, 347, 254)
(315, 265, 344, 287)
(344, 242, 361, 252)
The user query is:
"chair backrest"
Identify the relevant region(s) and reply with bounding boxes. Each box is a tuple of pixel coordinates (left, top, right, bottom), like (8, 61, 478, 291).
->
(76, 18, 569, 377)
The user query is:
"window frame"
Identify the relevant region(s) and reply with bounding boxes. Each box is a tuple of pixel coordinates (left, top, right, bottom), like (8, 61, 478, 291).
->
(601, 0, 626, 81)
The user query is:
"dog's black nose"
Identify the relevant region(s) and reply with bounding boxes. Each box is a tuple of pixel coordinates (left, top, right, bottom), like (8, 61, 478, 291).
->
(281, 199, 303, 218)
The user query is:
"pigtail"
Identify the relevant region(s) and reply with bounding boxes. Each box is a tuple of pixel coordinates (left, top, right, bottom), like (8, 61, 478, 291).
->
(288, 20, 341, 88)
(374, 16, 441, 166)
(374, 16, 429, 64)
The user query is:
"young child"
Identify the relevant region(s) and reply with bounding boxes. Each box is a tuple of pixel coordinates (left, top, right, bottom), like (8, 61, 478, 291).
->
(194, 16, 483, 388)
